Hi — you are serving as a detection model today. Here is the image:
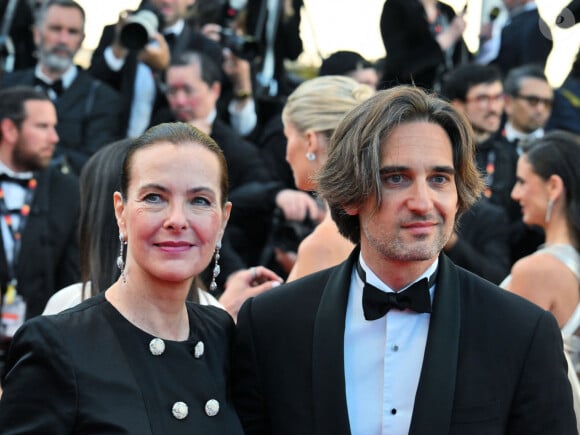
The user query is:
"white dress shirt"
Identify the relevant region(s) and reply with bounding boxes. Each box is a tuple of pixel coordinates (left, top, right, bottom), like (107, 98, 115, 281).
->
(344, 254, 438, 435)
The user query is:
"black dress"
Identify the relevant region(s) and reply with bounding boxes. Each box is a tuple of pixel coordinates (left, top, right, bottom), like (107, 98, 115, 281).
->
(0, 292, 244, 434)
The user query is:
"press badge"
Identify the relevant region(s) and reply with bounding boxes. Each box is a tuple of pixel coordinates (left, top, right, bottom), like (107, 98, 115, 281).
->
(1, 281, 26, 338)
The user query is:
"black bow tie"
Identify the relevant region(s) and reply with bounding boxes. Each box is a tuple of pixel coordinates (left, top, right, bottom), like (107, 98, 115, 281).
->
(0, 172, 32, 188)
(34, 77, 64, 97)
(357, 261, 435, 321)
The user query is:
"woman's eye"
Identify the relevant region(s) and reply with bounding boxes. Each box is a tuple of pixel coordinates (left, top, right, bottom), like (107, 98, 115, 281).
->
(191, 196, 211, 206)
(143, 193, 162, 203)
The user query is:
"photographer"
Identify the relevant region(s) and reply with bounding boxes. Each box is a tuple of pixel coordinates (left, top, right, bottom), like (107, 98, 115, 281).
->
(89, 0, 224, 138)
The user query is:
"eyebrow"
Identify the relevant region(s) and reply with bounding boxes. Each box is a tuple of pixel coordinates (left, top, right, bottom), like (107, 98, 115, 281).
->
(138, 183, 217, 195)
(379, 165, 455, 175)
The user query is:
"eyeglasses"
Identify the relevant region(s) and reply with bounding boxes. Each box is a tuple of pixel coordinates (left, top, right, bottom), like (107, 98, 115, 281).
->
(513, 94, 553, 108)
(464, 93, 505, 105)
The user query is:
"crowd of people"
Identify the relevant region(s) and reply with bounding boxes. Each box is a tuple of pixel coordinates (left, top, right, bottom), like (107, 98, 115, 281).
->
(0, 0, 579, 433)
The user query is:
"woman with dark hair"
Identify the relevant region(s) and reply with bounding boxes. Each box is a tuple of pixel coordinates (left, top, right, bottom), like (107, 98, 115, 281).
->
(42, 137, 282, 319)
(500, 130, 580, 425)
(0, 123, 266, 432)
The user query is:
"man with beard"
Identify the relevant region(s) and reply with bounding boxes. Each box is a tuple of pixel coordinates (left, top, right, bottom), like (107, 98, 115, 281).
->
(1, 0, 121, 175)
(0, 86, 80, 376)
(441, 63, 541, 264)
(232, 86, 575, 434)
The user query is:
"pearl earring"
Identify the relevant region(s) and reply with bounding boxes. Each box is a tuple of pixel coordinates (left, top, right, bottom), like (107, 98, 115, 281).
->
(306, 152, 316, 161)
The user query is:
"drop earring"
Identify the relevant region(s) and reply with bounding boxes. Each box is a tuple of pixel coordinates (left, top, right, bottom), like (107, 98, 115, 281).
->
(305, 152, 316, 161)
(545, 198, 554, 223)
(117, 233, 127, 284)
(210, 241, 221, 292)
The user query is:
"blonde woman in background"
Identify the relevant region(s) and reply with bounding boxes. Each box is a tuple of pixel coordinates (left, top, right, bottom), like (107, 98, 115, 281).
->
(281, 76, 374, 282)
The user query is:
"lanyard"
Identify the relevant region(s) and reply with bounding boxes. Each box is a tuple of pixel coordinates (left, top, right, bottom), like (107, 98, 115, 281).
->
(0, 178, 37, 281)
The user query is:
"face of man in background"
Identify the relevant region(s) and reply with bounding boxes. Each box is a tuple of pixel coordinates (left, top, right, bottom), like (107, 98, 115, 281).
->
(10, 100, 59, 172)
(505, 77, 553, 134)
(166, 62, 220, 122)
(34, 4, 85, 74)
(150, 0, 195, 28)
(454, 81, 505, 139)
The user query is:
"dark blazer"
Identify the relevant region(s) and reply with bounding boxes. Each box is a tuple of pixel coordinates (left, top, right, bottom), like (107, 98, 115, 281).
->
(0, 165, 80, 319)
(233, 249, 576, 434)
(493, 7, 553, 77)
(446, 196, 511, 284)
(0, 293, 244, 434)
(1, 67, 122, 174)
(380, 0, 469, 91)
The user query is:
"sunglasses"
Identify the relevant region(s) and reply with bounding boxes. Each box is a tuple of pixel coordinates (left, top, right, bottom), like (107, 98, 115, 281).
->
(514, 94, 553, 108)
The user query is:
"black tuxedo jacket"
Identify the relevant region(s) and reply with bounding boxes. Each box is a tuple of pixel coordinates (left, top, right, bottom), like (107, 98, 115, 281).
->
(233, 249, 576, 434)
(0, 165, 80, 319)
(493, 8, 553, 76)
(1, 67, 122, 174)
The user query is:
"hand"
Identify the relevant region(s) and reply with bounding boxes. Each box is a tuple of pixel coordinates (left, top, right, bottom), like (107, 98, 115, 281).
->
(222, 48, 253, 98)
(220, 266, 284, 322)
(138, 32, 170, 71)
(111, 10, 131, 59)
(200, 23, 222, 42)
(275, 189, 325, 223)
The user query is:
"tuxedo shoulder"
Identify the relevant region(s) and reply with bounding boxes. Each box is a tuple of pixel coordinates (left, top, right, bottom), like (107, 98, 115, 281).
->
(248, 268, 332, 313)
(455, 265, 554, 323)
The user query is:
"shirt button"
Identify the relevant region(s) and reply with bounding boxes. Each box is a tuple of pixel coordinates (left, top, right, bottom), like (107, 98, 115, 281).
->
(392, 344, 399, 352)
(205, 399, 220, 417)
(172, 401, 188, 419)
(391, 408, 397, 415)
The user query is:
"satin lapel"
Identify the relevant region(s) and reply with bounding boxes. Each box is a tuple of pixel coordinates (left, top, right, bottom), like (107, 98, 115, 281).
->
(409, 253, 461, 435)
(312, 248, 358, 435)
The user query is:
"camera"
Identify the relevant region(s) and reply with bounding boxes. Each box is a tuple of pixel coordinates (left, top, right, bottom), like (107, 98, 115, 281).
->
(218, 28, 259, 61)
(119, 9, 159, 51)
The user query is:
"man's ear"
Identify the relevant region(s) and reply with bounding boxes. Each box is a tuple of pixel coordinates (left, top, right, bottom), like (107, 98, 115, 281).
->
(0, 118, 18, 145)
(343, 204, 359, 216)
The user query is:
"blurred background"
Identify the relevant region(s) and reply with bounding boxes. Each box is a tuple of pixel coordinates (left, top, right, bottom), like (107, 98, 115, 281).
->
(75, 0, 580, 86)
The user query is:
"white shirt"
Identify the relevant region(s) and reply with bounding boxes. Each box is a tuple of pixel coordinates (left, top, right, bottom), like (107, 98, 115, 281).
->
(344, 255, 437, 435)
(503, 121, 544, 155)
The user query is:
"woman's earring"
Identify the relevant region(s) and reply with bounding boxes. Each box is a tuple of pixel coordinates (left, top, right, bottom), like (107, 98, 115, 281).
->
(117, 233, 127, 284)
(545, 198, 554, 223)
(305, 152, 316, 161)
(210, 241, 221, 292)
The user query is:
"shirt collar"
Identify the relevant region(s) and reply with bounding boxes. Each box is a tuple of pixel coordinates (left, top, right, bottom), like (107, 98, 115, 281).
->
(163, 19, 185, 37)
(35, 63, 77, 90)
(0, 160, 33, 180)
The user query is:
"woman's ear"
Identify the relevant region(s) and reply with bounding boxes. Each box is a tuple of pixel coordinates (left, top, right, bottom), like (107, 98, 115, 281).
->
(113, 191, 126, 236)
(547, 174, 564, 201)
(305, 130, 320, 154)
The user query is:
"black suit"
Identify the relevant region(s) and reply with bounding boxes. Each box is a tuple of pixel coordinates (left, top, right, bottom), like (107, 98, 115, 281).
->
(1, 67, 122, 174)
(0, 293, 244, 434)
(445, 196, 511, 284)
(233, 249, 576, 434)
(380, 0, 469, 91)
(0, 165, 80, 319)
(493, 7, 553, 77)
